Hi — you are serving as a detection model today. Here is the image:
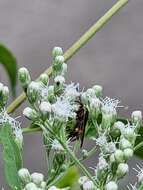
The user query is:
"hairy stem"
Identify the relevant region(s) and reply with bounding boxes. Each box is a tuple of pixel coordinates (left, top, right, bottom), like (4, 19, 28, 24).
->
(7, 0, 128, 114)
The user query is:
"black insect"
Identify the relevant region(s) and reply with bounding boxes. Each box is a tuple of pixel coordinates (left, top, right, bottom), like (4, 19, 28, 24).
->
(69, 97, 89, 147)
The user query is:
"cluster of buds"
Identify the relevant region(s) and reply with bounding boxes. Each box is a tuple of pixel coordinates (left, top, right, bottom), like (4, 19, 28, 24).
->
(18, 168, 69, 190)
(18, 168, 46, 190)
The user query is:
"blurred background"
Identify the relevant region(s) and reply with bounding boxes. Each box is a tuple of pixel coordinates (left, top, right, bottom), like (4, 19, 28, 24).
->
(0, 0, 143, 188)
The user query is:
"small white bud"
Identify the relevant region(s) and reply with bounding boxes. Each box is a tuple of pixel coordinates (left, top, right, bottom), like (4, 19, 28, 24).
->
(123, 127, 136, 143)
(48, 186, 58, 190)
(132, 110, 142, 125)
(83, 180, 95, 190)
(55, 56, 64, 65)
(25, 183, 37, 190)
(92, 85, 103, 97)
(114, 149, 124, 163)
(123, 148, 133, 160)
(116, 163, 129, 178)
(52, 47, 63, 57)
(40, 181, 46, 189)
(39, 101, 51, 114)
(105, 181, 118, 190)
(120, 138, 132, 150)
(114, 121, 125, 133)
(1, 86, 9, 106)
(18, 67, 31, 89)
(78, 176, 88, 186)
(31, 172, 44, 186)
(39, 73, 49, 86)
(23, 107, 39, 120)
(27, 81, 41, 104)
(54, 75, 65, 85)
(18, 168, 31, 184)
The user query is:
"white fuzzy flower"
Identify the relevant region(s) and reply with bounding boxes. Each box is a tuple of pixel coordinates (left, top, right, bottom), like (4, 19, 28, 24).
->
(92, 85, 103, 97)
(90, 98, 101, 110)
(101, 97, 120, 115)
(0, 109, 23, 142)
(52, 97, 76, 120)
(64, 83, 80, 100)
(83, 180, 95, 190)
(31, 172, 44, 186)
(105, 181, 118, 190)
(96, 134, 107, 147)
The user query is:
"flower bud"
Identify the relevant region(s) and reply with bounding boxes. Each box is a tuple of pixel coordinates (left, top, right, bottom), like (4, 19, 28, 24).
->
(48, 85, 55, 102)
(27, 82, 40, 104)
(18, 67, 31, 89)
(55, 56, 64, 65)
(39, 73, 49, 86)
(52, 47, 63, 58)
(78, 176, 88, 186)
(48, 186, 58, 190)
(123, 148, 133, 160)
(25, 182, 37, 190)
(18, 168, 31, 184)
(123, 128, 136, 143)
(116, 163, 129, 178)
(110, 154, 116, 163)
(92, 85, 103, 97)
(1, 86, 9, 106)
(131, 110, 142, 125)
(39, 101, 51, 115)
(114, 149, 124, 163)
(83, 180, 95, 190)
(105, 181, 118, 190)
(31, 172, 44, 186)
(120, 138, 132, 150)
(40, 181, 46, 189)
(23, 107, 39, 120)
(86, 88, 95, 98)
(114, 121, 125, 133)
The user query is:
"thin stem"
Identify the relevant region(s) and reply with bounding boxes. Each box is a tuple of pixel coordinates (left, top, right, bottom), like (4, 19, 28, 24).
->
(7, 0, 128, 114)
(134, 142, 143, 152)
(22, 126, 41, 133)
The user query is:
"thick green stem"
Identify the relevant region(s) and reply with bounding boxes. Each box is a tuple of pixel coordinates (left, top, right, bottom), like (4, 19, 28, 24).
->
(134, 142, 143, 152)
(7, 0, 128, 114)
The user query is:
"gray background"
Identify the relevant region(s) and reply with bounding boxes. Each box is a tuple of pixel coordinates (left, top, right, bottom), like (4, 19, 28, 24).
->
(0, 0, 143, 188)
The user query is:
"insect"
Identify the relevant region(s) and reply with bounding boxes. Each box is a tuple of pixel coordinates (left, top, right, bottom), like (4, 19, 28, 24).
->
(69, 97, 89, 147)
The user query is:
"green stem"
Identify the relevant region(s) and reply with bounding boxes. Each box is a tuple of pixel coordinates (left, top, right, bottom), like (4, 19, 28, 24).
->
(22, 126, 42, 133)
(7, 0, 128, 114)
(134, 142, 143, 152)
(41, 122, 97, 187)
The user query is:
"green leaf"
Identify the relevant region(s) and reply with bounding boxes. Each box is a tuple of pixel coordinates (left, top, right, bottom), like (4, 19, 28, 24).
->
(56, 167, 80, 189)
(0, 44, 17, 96)
(0, 123, 22, 190)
